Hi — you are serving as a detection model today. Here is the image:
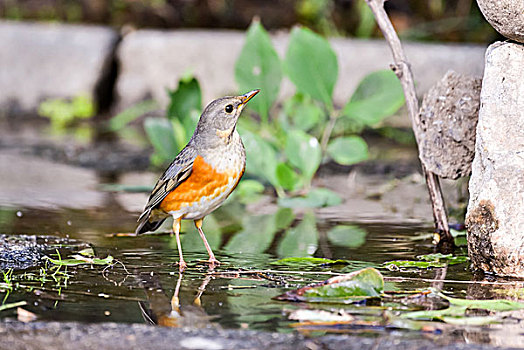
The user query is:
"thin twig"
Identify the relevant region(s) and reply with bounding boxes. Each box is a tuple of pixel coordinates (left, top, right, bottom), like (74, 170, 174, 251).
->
(365, 0, 452, 246)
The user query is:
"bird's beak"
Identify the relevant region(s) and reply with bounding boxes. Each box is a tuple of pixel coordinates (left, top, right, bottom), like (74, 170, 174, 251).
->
(239, 89, 260, 106)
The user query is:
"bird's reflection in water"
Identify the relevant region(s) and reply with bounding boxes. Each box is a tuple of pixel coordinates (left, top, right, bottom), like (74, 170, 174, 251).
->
(138, 270, 217, 328)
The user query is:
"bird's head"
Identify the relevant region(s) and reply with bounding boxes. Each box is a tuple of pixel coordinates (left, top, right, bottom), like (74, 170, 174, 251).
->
(195, 89, 259, 142)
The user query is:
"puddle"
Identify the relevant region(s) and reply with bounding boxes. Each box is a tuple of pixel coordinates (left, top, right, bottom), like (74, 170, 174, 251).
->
(3, 201, 523, 347)
(0, 145, 522, 348)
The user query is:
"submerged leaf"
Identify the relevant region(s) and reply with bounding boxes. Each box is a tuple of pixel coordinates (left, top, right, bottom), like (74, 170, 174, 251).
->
(274, 267, 384, 303)
(401, 292, 524, 325)
(442, 294, 524, 312)
(384, 253, 468, 269)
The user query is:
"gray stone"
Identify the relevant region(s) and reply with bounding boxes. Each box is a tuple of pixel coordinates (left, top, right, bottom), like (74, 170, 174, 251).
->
(115, 29, 486, 120)
(0, 21, 118, 114)
(477, 0, 524, 43)
(466, 42, 524, 277)
(419, 71, 482, 179)
(0, 234, 90, 270)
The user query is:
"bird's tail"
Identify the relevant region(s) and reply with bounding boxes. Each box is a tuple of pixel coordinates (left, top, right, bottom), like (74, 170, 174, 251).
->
(135, 209, 166, 235)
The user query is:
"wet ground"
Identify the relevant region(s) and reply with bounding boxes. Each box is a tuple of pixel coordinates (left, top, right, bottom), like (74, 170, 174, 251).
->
(1, 123, 523, 349)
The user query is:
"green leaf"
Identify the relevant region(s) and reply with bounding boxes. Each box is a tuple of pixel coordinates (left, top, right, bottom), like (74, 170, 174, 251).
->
(417, 253, 468, 265)
(306, 268, 383, 298)
(144, 117, 179, 165)
(241, 130, 279, 187)
(384, 253, 469, 269)
(167, 76, 202, 121)
(274, 267, 384, 302)
(384, 260, 447, 269)
(47, 255, 114, 266)
(355, 0, 376, 38)
(235, 20, 282, 122)
(235, 179, 265, 204)
(401, 305, 468, 320)
(271, 257, 351, 267)
(71, 95, 96, 118)
(278, 188, 342, 208)
(327, 225, 367, 248)
(327, 136, 369, 165)
(285, 27, 338, 107)
(343, 70, 405, 126)
(284, 94, 325, 132)
(275, 162, 301, 191)
(442, 294, 524, 312)
(277, 211, 318, 257)
(285, 130, 321, 180)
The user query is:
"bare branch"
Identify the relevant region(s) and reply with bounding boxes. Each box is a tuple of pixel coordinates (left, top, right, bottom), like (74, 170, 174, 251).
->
(365, 0, 452, 246)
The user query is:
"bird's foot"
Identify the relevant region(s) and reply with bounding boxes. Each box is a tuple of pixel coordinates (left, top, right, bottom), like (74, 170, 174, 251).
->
(177, 260, 188, 273)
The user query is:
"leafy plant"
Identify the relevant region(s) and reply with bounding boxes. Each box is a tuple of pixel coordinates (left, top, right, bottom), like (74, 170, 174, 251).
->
(38, 95, 96, 140)
(117, 20, 405, 208)
(142, 75, 202, 167)
(233, 21, 405, 206)
(38, 95, 95, 129)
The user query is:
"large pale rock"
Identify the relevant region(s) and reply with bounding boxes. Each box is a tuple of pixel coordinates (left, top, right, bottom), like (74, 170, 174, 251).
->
(466, 42, 524, 277)
(477, 0, 524, 43)
(419, 71, 482, 179)
(115, 30, 486, 116)
(0, 21, 118, 114)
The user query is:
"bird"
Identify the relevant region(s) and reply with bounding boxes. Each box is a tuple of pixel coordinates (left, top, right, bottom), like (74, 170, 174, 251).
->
(136, 89, 260, 272)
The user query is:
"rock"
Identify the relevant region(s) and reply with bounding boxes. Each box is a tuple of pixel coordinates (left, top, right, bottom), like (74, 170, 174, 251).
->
(466, 42, 524, 277)
(115, 29, 486, 120)
(477, 0, 524, 43)
(418, 71, 482, 179)
(0, 321, 511, 350)
(0, 234, 90, 270)
(0, 21, 118, 114)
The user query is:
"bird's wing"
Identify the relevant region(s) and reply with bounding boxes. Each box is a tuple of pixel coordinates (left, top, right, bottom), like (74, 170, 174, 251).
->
(137, 146, 197, 221)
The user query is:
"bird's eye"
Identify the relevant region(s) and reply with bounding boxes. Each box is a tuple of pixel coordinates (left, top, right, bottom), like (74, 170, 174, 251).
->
(225, 104, 234, 113)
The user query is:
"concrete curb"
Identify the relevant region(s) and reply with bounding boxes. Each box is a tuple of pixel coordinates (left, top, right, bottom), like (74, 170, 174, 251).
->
(0, 21, 486, 121)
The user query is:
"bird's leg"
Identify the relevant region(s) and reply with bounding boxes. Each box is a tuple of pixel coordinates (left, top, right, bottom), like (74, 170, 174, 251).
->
(194, 218, 221, 268)
(173, 218, 187, 272)
(170, 271, 183, 312)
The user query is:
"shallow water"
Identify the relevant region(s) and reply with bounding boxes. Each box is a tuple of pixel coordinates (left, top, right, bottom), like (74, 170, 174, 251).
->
(0, 148, 523, 347)
(0, 204, 480, 336)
